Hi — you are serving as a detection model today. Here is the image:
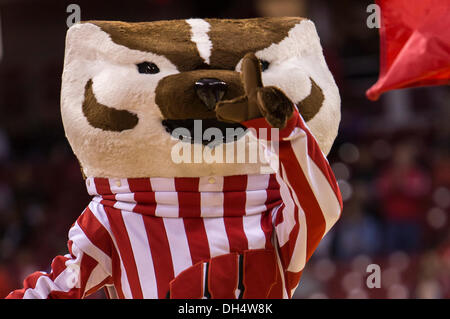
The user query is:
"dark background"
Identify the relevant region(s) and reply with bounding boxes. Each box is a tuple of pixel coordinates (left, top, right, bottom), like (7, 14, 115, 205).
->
(0, 0, 448, 299)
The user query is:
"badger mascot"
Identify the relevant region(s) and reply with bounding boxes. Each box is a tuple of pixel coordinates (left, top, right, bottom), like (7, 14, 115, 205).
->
(7, 17, 342, 299)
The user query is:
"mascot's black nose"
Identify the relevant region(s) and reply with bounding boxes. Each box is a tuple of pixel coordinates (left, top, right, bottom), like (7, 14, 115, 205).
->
(195, 78, 227, 111)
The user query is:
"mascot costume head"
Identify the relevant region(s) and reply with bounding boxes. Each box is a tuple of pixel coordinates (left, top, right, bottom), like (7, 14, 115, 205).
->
(7, 17, 343, 299)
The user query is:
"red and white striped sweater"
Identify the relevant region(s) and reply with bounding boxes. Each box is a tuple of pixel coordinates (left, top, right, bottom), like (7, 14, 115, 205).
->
(6, 110, 343, 299)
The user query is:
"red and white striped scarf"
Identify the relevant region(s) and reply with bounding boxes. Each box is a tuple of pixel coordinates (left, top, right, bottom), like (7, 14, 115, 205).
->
(86, 174, 282, 218)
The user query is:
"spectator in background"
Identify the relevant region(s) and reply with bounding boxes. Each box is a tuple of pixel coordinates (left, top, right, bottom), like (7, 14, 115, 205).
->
(255, 0, 307, 17)
(334, 180, 383, 259)
(376, 141, 431, 253)
(415, 235, 450, 299)
(438, 237, 450, 298)
(0, 266, 14, 298)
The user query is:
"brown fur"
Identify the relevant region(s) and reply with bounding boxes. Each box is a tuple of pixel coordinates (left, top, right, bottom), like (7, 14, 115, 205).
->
(215, 86, 294, 129)
(86, 18, 303, 71)
(257, 86, 294, 128)
(155, 70, 245, 119)
(216, 95, 256, 124)
(206, 17, 304, 69)
(82, 79, 139, 131)
(85, 20, 204, 72)
(296, 78, 324, 122)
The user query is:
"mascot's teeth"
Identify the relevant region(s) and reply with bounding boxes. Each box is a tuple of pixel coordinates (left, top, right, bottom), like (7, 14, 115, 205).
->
(162, 119, 247, 146)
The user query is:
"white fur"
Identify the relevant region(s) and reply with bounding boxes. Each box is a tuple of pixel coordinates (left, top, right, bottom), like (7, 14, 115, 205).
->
(186, 18, 212, 65)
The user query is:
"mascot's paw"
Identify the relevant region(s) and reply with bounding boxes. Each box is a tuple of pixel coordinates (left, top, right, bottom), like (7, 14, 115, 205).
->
(256, 86, 294, 129)
(216, 52, 294, 129)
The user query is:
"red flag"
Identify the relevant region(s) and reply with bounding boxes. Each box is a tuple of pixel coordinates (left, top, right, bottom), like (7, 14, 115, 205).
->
(366, 0, 450, 101)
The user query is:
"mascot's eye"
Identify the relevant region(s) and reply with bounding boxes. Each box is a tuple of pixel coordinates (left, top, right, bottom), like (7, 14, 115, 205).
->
(260, 60, 270, 72)
(137, 62, 160, 74)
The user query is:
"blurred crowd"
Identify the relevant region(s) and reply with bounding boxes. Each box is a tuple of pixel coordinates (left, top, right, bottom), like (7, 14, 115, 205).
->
(0, 0, 448, 299)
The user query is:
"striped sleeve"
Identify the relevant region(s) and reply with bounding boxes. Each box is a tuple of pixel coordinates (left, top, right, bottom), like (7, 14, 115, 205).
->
(243, 109, 343, 296)
(6, 208, 113, 299)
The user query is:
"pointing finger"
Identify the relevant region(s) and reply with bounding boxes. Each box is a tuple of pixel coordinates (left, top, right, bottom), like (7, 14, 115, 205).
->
(241, 52, 263, 95)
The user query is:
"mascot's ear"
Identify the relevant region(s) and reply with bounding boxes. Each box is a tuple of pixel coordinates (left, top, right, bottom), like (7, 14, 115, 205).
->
(65, 22, 96, 56)
(64, 22, 112, 65)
